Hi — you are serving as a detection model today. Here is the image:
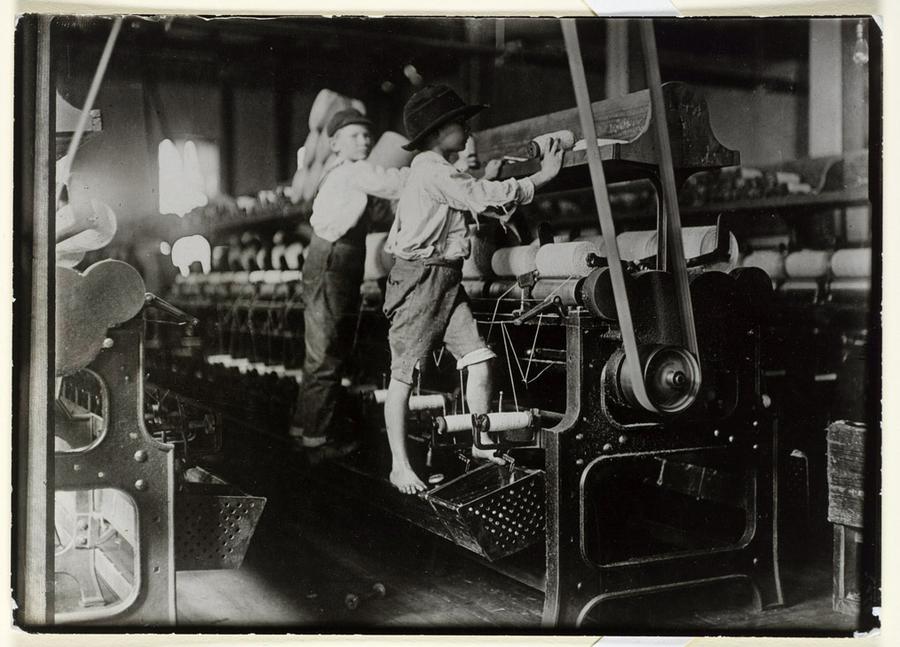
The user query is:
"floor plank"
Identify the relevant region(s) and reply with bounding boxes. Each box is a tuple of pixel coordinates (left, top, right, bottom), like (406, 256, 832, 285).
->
(171, 434, 870, 635)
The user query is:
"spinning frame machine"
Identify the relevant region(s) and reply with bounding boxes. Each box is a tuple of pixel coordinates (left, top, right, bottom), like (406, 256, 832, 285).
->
(314, 21, 785, 627)
(40, 18, 788, 628)
(47, 20, 267, 625)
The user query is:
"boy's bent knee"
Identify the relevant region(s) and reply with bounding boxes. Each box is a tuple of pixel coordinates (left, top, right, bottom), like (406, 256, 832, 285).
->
(456, 347, 496, 371)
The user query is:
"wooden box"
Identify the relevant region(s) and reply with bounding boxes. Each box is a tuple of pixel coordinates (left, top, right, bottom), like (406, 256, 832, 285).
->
(826, 420, 867, 528)
(826, 420, 868, 615)
(833, 524, 864, 615)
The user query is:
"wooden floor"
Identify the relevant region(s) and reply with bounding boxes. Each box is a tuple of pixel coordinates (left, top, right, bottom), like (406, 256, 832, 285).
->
(173, 442, 866, 636)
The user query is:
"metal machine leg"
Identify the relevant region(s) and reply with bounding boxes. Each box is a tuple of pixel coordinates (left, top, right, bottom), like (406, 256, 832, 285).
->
(54, 319, 176, 625)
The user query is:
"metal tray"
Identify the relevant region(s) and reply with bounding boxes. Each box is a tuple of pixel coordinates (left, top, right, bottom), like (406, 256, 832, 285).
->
(425, 462, 545, 561)
(174, 468, 266, 571)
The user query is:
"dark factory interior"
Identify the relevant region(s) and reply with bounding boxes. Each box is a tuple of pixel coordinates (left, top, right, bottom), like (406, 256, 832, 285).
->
(12, 14, 880, 636)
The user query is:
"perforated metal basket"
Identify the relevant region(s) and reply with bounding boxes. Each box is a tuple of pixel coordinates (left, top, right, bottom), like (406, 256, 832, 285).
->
(174, 469, 266, 571)
(425, 462, 545, 561)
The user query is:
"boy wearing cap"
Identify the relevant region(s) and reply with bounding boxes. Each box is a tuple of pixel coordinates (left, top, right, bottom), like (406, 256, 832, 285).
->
(293, 108, 408, 456)
(383, 85, 563, 493)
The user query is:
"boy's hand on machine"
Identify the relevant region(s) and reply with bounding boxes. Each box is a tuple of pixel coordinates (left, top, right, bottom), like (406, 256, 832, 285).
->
(528, 137, 564, 189)
(539, 137, 564, 179)
(483, 158, 504, 180)
(390, 463, 427, 495)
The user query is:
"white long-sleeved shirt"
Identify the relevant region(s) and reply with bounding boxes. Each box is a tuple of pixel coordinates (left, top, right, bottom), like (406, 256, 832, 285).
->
(386, 151, 535, 261)
(310, 157, 408, 242)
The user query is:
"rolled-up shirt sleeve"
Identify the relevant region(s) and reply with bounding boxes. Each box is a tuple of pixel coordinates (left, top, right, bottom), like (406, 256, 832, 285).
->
(350, 162, 409, 200)
(432, 167, 534, 220)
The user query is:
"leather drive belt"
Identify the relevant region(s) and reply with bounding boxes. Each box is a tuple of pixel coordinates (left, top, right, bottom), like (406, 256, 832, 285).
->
(561, 19, 701, 414)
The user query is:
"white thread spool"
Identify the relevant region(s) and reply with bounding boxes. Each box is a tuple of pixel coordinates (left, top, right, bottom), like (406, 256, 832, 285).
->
(680, 226, 740, 271)
(742, 250, 786, 282)
(615, 231, 656, 261)
(535, 242, 600, 278)
(831, 248, 871, 278)
(574, 234, 607, 252)
(270, 244, 286, 270)
(372, 390, 445, 411)
(255, 247, 268, 271)
(527, 130, 576, 158)
(480, 411, 534, 432)
(369, 131, 416, 169)
(308, 89, 339, 131)
(531, 280, 580, 306)
(308, 90, 363, 132)
(613, 226, 738, 269)
(364, 232, 395, 280)
(283, 242, 305, 270)
(785, 250, 832, 278)
(491, 245, 539, 277)
(301, 130, 318, 170)
(409, 394, 448, 411)
(436, 414, 475, 434)
(314, 124, 334, 163)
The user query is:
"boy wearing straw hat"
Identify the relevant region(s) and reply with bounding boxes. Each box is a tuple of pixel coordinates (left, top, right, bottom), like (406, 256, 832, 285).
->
(293, 108, 408, 458)
(383, 85, 563, 493)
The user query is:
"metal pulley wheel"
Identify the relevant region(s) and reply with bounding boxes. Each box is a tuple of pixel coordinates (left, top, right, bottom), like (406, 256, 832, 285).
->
(609, 345, 701, 414)
(562, 20, 702, 416)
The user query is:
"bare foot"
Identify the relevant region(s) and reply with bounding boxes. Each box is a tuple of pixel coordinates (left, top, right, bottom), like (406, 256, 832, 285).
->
(471, 443, 506, 464)
(390, 464, 427, 495)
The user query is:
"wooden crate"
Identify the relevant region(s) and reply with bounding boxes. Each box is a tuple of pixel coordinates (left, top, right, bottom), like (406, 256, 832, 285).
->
(826, 420, 869, 615)
(833, 524, 863, 615)
(826, 420, 867, 528)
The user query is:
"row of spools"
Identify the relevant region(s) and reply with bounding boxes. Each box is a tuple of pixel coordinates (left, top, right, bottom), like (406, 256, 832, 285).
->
(363, 224, 870, 287)
(182, 227, 870, 294)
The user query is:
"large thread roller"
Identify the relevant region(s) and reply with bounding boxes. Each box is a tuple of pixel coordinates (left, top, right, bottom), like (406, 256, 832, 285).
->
(434, 414, 476, 435)
(682, 226, 740, 270)
(434, 411, 534, 435)
(491, 244, 539, 277)
(535, 241, 601, 278)
(785, 249, 832, 278)
(487, 280, 526, 300)
(462, 230, 497, 279)
(372, 389, 447, 412)
(829, 248, 871, 302)
(615, 231, 656, 262)
(531, 279, 581, 306)
(741, 250, 786, 282)
(831, 248, 871, 278)
(476, 411, 534, 433)
(615, 226, 739, 269)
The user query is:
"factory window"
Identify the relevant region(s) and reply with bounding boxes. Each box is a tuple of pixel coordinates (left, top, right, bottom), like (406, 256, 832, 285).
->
(157, 138, 220, 217)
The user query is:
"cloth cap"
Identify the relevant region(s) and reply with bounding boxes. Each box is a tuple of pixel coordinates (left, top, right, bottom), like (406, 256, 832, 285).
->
(326, 108, 373, 137)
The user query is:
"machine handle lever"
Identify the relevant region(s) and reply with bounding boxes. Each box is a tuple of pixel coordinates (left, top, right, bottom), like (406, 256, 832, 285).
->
(512, 296, 567, 326)
(144, 293, 200, 328)
(456, 451, 473, 473)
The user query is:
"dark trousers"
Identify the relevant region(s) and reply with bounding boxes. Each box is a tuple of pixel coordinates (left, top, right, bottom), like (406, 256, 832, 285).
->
(296, 234, 364, 442)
